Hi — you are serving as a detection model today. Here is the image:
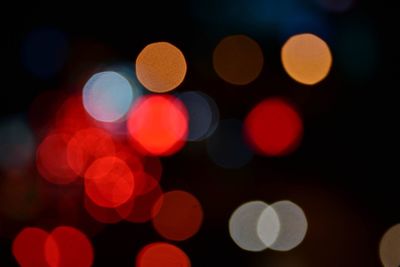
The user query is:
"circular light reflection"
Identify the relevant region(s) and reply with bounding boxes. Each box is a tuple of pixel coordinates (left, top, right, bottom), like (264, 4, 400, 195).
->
(244, 98, 303, 156)
(127, 95, 188, 156)
(136, 242, 191, 267)
(152, 190, 203, 241)
(12, 227, 49, 267)
(178, 91, 219, 141)
(136, 42, 187, 93)
(213, 35, 263, 85)
(84, 156, 135, 208)
(229, 201, 269, 251)
(45, 226, 94, 267)
(36, 133, 78, 184)
(379, 224, 400, 267)
(281, 33, 332, 85)
(268, 200, 308, 251)
(83, 71, 134, 122)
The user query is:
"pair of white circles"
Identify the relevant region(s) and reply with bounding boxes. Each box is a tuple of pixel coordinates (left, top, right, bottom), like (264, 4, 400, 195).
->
(229, 200, 308, 252)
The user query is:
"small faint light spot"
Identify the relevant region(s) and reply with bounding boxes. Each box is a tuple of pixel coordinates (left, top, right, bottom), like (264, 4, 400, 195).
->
(213, 35, 263, 85)
(178, 91, 219, 141)
(281, 33, 332, 85)
(229, 201, 269, 251)
(152, 190, 203, 241)
(21, 27, 68, 79)
(0, 117, 35, 170)
(207, 119, 253, 169)
(84, 156, 135, 208)
(127, 95, 188, 156)
(45, 226, 94, 267)
(379, 224, 400, 267)
(244, 98, 303, 156)
(136, 42, 187, 93)
(136, 242, 191, 267)
(36, 133, 78, 184)
(267, 200, 308, 251)
(67, 127, 115, 176)
(83, 71, 135, 122)
(12, 227, 49, 267)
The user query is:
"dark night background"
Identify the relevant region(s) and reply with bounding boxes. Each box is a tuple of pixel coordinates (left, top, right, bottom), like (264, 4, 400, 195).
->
(1, 0, 399, 266)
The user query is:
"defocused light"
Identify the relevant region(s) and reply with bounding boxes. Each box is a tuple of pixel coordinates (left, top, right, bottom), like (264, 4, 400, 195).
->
(316, 0, 354, 12)
(136, 42, 187, 93)
(244, 98, 303, 156)
(83, 71, 134, 122)
(21, 27, 68, 79)
(229, 201, 269, 251)
(136, 242, 190, 267)
(67, 127, 115, 176)
(207, 119, 253, 169)
(0, 117, 35, 170)
(55, 94, 95, 133)
(127, 95, 188, 156)
(84, 156, 135, 208)
(45, 226, 94, 267)
(379, 224, 400, 267)
(281, 33, 332, 85)
(152, 190, 203, 241)
(37, 133, 78, 184)
(12, 227, 49, 267)
(117, 181, 163, 223)
(267, 200, 308, 251)
(256, 205, 280, 247)
(84, 196, 123, 224)
(213, 35, 263, 85)
(178, 91, 219, 141)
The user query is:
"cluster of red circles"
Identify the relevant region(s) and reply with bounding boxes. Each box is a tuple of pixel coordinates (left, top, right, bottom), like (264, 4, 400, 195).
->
(19, 91, 202, 266)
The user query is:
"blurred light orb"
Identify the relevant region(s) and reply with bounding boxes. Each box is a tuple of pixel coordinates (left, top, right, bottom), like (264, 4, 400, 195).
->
(12, 227, 49, 267)
(257, 205, 281, 247)
(136, 42, 187, 93)
(152, 190, 203, 241)
(281, 33, 332, 85)
(83, 71, 134, 122)
(136, 242, 191, 267)
(0, 117, 35, 170)
(117, 181, 164, 223)
(45, 226, 94, 267)
(67, 127, 115, 176)
(21, 27, 68, 79)
(178, 91, 219, 141)
(84, 156, 135, 208)
(244, 98, 303, 156)
(379, 224, 400, 267)
(36, 133, 78, 184)
(84, 196, 123, 224)
(213, 35, 263, 85)
(229, 201, 269, 251)
(127, 95, 188, 156)
(207, 119, 253, 169)
(267, 200, 308, 251)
